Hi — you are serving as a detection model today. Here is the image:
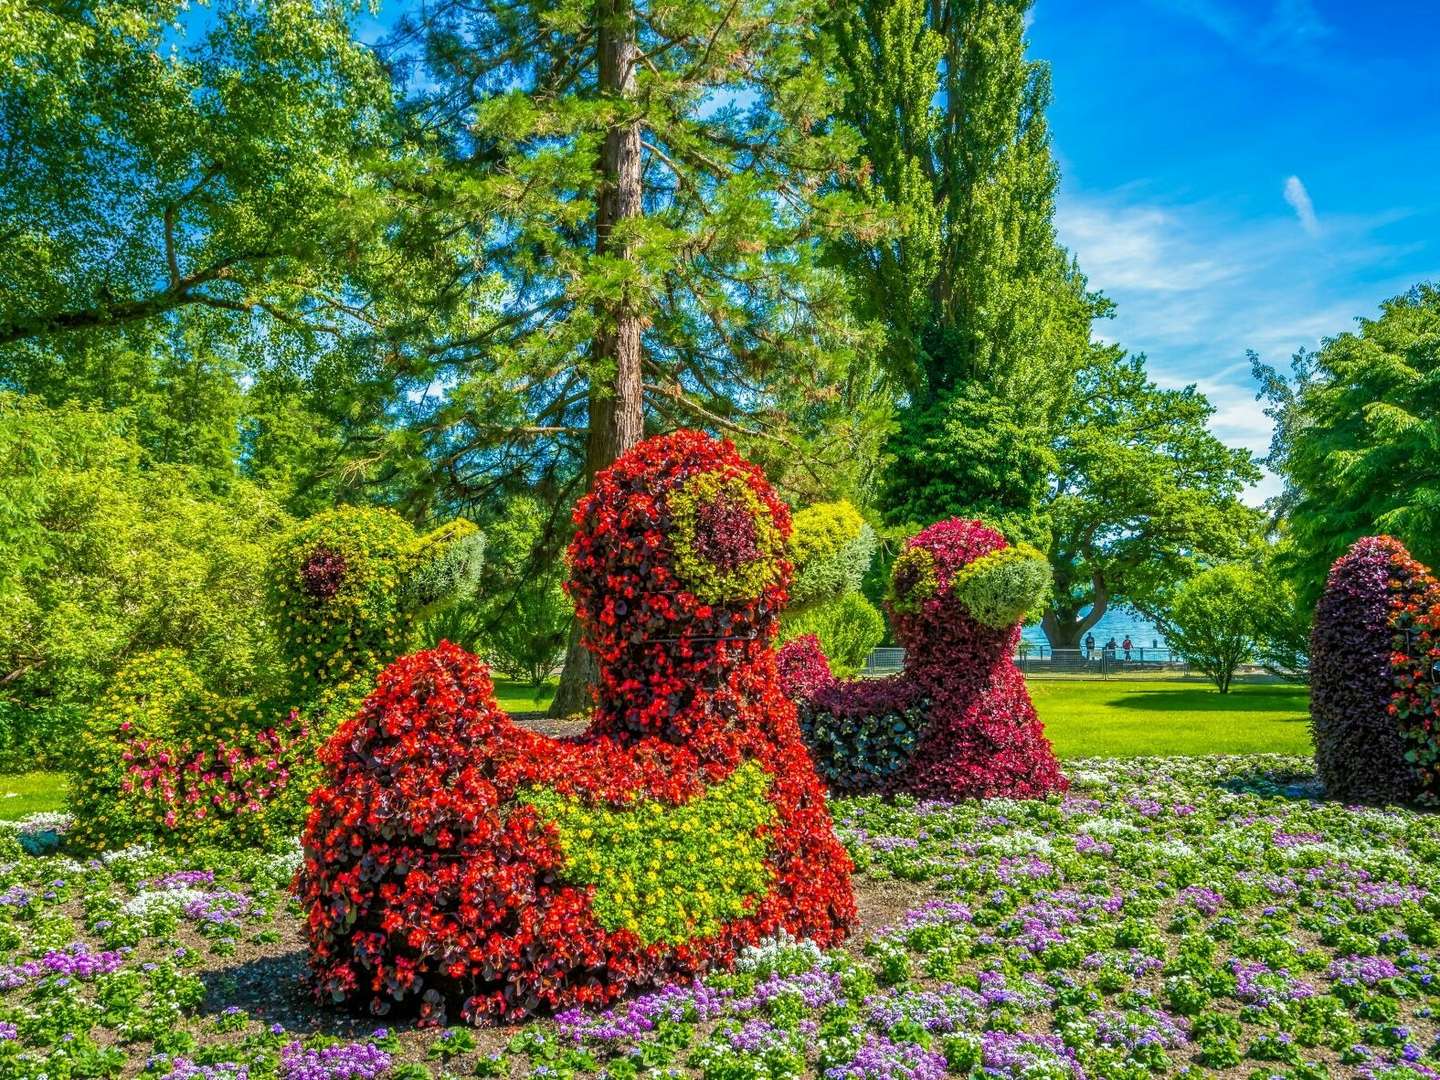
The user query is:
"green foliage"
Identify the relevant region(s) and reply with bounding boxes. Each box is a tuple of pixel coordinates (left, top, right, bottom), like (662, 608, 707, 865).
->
(788, 502, 878, 608)
(522, 762, 776, 946)
(1254, 284, 1440, 611)
(67, 506, 480, 851)
(1246, 536, 1311, 683)
(1162, 565, 1264, 695)
(780, 593, 886, 678)
(782, 500, 882, 672)
(1041, 348, 1261, 649)
(0, 394, 288, 768)
(396, 0, 882, 511)
(880, 383, 1056, 542)
(67, 651, 313, 852)
(0, 0, 478, 515)
(887, 547, 941, 615)
(831, 0, 1095, 399)
(424, 497, 569, 687)
(949, 544, 1051, 629)
(268, 507, 483, 725)
(0, 0, 396, 348)
(833, 0, 1100, 536)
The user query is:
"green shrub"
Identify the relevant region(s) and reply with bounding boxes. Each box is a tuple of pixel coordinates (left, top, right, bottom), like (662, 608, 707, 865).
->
(67, 651, 314, 852)
(0, 394, 290, 771)
(423, 496, 567, 686)
(68, 507, 483, 851)
(780, 592, 885, 677)
(788, 501, 877, 608)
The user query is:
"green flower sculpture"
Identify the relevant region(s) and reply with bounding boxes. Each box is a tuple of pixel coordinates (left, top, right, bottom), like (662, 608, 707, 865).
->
(69, 507, 483, 851)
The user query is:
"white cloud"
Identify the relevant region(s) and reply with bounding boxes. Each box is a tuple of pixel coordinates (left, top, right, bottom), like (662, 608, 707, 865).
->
(1056, 186, 1429, 506)
(1283, 176, 1320, 237)
(1151, 0, 1332, 63)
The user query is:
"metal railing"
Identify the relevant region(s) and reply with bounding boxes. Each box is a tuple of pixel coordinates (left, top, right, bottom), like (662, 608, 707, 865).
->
(862, 645, 1190, 677)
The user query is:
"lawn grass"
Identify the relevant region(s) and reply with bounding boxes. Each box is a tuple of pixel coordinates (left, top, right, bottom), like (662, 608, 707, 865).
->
(489, 675, 1312, 757)
(1030, 677, 1311, 758)
(0, 771, 68, 819)
(0, 678, 1309, 820)
(493, 677, 559, 714)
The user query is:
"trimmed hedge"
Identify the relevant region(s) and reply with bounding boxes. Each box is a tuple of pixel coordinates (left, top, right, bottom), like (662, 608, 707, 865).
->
(791, 519, 1065, 801)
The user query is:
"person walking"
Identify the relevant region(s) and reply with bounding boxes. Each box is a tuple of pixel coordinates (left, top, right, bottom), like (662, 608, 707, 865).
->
(1084, 632, 1095, 660)
(1122, 635, 1133, 661)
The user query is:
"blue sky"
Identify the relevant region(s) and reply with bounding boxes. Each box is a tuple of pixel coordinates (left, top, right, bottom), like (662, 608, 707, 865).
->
(1029, 0, 1440, 501)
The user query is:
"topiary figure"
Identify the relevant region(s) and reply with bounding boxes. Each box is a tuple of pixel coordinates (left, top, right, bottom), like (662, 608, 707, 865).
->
(298, 430, 855, 1023)
(68, 508, 482, 851)
(787, 518, 1066, 799)
(1311, 536, 1440, 804)
(269, 508, 484, 726)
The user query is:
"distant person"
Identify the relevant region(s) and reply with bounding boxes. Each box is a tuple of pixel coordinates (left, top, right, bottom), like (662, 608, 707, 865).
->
(1122, 636, 1133, 661)
(1104, 637, 1118, 661)
(1084, 632, 1095, 660)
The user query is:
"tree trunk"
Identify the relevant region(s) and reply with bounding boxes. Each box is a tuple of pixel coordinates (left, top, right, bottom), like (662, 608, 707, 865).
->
(548, 0, 644, 719)
(1039, 570, 1108, 650)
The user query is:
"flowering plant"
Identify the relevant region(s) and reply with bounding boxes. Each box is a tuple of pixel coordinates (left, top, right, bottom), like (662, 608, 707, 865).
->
(793, 518, 1066, 800)
(299, 431, 854, 1021)
(1312, 535, 1440, 803)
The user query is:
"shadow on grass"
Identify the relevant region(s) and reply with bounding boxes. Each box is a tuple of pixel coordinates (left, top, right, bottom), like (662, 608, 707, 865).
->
(1104, 688, 1310, 715)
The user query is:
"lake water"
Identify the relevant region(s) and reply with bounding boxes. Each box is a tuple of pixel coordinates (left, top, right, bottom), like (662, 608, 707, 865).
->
(1021, 606, 1168, 653)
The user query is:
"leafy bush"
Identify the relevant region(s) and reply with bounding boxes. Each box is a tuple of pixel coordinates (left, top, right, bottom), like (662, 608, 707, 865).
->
(788, 501, 876, 607)
(1310, 536, 1432, 804)
(779, 592, 885, 677)
(67, 652, 313, 852)
(1163, 564, 1263, 694)
(68, 507, 483, 851)
(802, 518, 1066, 800)
(269, 507, 483, 726)
(299, 432, 854, 1021)
(0, 394, 289, 770)
(423, 496, 567, 686)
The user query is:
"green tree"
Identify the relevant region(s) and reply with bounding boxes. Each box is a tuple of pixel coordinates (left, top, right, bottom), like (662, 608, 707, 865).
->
(1253, 283, 1440, 611)
(1230, 528, 1311, 683)
(1040, 349, 1261, 650)
(0, 394, 289, 766)
(424, 496, 571, 687)
(829, 0, 1101, 532)
(393, 0, 876, 712)
(1162, 564, 1262, 694)
(0, 0, 476, 510)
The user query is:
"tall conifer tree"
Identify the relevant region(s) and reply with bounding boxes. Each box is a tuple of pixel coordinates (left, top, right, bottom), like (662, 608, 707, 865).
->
(393, 0, 875, 711)
(830, 0, 1100, 537)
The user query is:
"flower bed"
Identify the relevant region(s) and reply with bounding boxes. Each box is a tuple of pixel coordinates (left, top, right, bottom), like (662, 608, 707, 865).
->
(9, 755, 1440, 1077)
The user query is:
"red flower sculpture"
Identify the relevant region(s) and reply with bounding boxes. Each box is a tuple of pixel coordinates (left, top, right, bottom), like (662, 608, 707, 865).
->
(1312, 536, 1440, 804)
(297, 431, 855, 1022)
(786, 518, 1067, 800)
